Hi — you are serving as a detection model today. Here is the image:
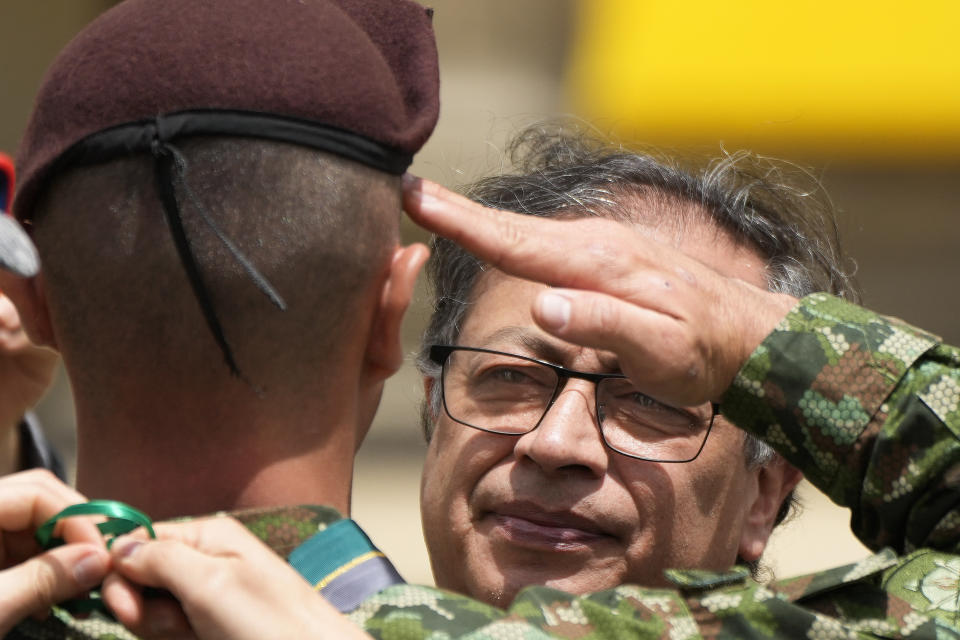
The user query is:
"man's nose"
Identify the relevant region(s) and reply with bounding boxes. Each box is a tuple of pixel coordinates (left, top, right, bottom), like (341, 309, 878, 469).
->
(513, 379, 609, 477)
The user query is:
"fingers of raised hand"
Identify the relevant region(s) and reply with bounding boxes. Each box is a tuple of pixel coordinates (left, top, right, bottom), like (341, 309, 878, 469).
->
(405, 178, 655, 290)
(533, 288, 712, 406)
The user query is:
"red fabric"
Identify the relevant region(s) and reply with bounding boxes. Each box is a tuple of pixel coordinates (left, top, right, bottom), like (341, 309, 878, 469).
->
(0, 152, 13, 213)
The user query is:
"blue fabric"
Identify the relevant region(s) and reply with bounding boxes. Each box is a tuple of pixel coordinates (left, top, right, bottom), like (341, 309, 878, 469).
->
(288, 518, 404, 613)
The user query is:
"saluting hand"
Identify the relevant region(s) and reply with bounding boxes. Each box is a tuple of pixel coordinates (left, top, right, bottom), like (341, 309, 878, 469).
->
(402, 176, 798, 407)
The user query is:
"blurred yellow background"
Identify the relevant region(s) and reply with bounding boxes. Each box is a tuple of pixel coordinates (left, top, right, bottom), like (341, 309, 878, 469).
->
(569, 0, 960, 160)
(1, 0, 957, 586)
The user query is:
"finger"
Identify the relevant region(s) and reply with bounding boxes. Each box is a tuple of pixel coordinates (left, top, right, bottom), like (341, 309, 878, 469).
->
(103, 572, 194, 640)
(534, 288, 672, 354)
(0, 470, 98, 555)
(110, 518, 255, 597)
(102, 572, 144, 629)
(404, 176, 648, 292)
(532, 288, 710, 403)
(110, 538, 212, 595)
(147, 516, 254, 554)
(0, 544, 109, 636)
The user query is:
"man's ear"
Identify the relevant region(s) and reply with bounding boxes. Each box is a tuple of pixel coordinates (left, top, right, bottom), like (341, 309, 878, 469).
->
(364, 243, 429, 381)
(0, 272, 57, 349)
(738, 457, 802, 562)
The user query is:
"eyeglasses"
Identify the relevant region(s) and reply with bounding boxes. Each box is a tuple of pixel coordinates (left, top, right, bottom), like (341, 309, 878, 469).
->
(430, 345, 717, 463)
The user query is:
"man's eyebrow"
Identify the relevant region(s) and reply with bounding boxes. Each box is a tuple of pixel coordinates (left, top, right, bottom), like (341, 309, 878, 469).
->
(473, 326, 624, 373)
(474, 327, 567, 363)
(473, 326, 614, 369)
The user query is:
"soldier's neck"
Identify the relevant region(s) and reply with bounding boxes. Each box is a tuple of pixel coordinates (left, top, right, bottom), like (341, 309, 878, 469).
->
(73, 401, 359, 521)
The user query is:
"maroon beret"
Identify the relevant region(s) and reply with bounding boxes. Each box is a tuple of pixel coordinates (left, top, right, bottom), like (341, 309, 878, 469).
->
(12, 0, 439, 380)
(14, 0, 440, 222)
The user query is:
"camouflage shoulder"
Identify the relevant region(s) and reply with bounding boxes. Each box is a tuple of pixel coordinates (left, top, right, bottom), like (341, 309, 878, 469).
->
(230, 504, 344, 555)
(511, 584, 699, 639)
(883, 549, 960, 632)
(350, 583, 509, 639)
(10, 609, 139, 640)
(351, 582, 693, 639)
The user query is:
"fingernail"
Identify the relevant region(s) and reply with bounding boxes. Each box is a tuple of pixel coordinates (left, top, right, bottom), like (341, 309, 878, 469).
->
(74, 551, 108, 587)
(413, 188, 438, 209)
(113, 538, 142, 559)
(402, 175, 439, 207)
(538, 292, 571, 330)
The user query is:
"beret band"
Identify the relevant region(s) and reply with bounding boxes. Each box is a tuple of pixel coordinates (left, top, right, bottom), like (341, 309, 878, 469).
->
(45, 110, 413, 199)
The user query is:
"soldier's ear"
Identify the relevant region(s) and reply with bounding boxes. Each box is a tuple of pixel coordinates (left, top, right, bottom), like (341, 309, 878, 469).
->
(364, 243, 429, 381)
(738, 457, 802, 562)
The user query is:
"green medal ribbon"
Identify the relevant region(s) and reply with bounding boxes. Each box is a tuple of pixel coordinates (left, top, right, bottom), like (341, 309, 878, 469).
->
(35, 500, 156, 614)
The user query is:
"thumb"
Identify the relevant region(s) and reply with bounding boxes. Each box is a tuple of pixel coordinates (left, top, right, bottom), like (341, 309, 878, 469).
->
(110, 537, 210, 600)
(533, 288, 675, 359)
(0, 544, 109, 636)
(532, 288, 712, 406)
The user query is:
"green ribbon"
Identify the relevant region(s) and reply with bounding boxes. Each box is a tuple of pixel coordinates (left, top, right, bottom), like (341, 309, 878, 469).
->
(35, 500, 156, 615)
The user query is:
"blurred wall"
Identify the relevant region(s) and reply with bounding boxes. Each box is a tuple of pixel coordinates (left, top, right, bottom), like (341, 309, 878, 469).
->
(2, 1, 957, 586)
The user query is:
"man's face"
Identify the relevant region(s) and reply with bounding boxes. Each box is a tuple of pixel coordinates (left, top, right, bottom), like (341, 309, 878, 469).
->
(420, 218, 789, 606)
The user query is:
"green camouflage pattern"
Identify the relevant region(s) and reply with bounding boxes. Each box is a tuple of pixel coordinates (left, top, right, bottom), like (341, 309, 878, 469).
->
(11, 294, 960, 639)
(350, 294, 960, 639)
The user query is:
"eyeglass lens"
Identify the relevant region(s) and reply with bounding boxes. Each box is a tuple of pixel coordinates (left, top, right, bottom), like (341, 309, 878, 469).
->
(441, 349, 712, 462)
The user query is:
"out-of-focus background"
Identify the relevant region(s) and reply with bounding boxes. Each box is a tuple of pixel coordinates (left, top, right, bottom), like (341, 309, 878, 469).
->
(1, 1, 957, 585)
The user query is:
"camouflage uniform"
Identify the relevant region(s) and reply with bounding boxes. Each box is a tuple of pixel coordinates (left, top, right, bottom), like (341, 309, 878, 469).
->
(354, 294, 960, 639)
(11, 294, 960, 639)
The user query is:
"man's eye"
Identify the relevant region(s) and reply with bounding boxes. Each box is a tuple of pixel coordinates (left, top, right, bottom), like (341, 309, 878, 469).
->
(623, 392, 657, 407)
(487, 367, 538, 384)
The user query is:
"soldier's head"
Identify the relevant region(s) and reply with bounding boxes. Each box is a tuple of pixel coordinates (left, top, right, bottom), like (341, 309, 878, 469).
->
(0, 0, 438, 481)
(417, 126, 854, 605)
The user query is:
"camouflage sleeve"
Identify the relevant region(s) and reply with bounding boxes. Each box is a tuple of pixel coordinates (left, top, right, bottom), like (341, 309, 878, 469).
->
(722, 293, 960, 553)
(353, 571, 948, 639)
(351, 581, 705, 639)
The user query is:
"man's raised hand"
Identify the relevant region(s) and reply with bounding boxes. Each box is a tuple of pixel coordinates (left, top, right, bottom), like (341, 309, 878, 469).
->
(402, 175, 798, 407)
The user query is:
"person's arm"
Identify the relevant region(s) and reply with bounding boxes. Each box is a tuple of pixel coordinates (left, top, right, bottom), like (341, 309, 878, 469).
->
(0, 469, 107, 636)
(724, 294, 960, 553)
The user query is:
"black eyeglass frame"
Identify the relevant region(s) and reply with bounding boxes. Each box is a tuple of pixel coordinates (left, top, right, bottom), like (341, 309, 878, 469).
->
(429, 344, 719, 463)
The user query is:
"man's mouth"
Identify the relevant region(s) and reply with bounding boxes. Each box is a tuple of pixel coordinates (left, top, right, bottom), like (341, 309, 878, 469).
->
(483, 503, 613, 551)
